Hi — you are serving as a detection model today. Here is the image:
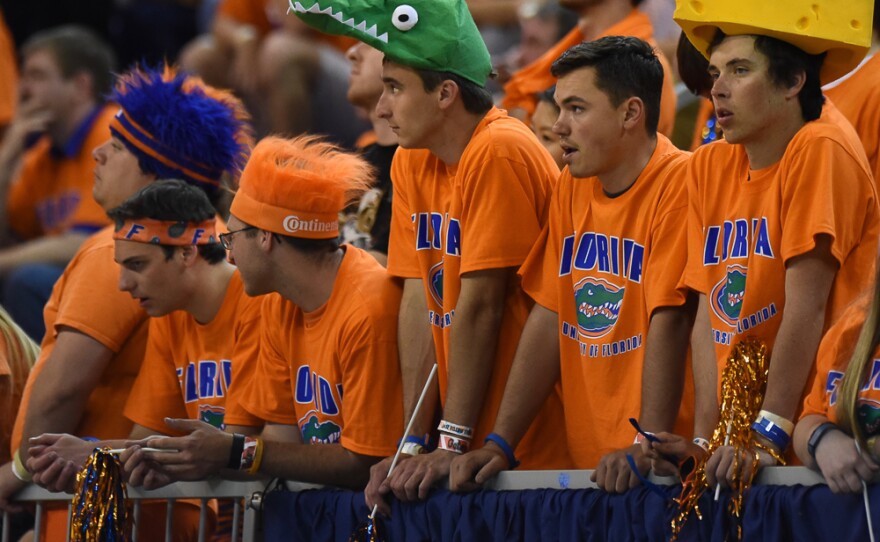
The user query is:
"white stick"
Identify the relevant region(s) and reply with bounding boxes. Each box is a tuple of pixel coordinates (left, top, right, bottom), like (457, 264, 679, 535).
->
(714, 420, 733, 501)
(106, 448, 178, 454)
(369, 363, 438, 521)
(855, 440, 877, 542)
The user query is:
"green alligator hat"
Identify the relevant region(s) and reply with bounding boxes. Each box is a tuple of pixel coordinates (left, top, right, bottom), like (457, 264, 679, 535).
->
(289, 0, 493, 86)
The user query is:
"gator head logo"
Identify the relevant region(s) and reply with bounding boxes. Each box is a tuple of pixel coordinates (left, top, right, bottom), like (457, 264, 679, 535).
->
(428, 261, 443, 306)
(299, 411, 342, 444)
(858, 398, 880, 436)
(199, 405, 226, 430)
(573, 277, 623, 339)
(710, 264, 747, 326)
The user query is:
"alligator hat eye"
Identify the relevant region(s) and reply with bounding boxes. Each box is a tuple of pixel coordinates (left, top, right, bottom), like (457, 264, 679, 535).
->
(391, 4, 418, 31)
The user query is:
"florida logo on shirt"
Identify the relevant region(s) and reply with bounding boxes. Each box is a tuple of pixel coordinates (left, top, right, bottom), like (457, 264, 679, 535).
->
(299, 410, 341, 444)
(710, 264, 747, 326)
(858, 398, 880, 437)
(573, 277, 623, 339)
(199, 405, 226, 429)
(429, 261, 444, 306)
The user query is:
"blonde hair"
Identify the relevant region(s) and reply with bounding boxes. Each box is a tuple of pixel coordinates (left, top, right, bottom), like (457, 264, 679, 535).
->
(837, 276, 880, 447)
(0, 306, 39, 461)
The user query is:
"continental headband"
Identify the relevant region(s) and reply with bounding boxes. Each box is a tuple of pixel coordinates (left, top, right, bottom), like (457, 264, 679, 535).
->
(229, 190, 339, 240)
(113, 218, 218, 245)
(109, 110, 223, 188)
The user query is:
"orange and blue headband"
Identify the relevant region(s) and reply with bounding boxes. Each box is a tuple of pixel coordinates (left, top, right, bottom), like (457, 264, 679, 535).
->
(113, 218, 217, 246)
(109, 110, 223, 188)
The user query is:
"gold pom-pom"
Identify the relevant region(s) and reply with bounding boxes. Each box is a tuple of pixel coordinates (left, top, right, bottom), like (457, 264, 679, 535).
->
(70, 448, 132, 541)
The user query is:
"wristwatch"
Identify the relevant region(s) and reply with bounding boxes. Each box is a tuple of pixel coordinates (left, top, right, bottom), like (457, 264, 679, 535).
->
(807, 422, 840, 462)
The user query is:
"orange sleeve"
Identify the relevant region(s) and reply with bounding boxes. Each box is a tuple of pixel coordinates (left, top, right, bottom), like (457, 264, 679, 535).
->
(124, 318, 189, 434)
(386, 153, 422, 279)
(457, 144, 554, 273)
(237, 295, 298, 425)
(643, 159, 689, 314)
(779, 136, 875, 266)
(336, 278, 403, 457)
(53, 245, 145, 352)
(683, 151, 711, 294)
(223, 294, 265, 427)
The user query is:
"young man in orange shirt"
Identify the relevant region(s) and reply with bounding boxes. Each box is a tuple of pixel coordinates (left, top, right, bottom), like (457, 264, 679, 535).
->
(0, 66, 251, 537)
(646, 4, 880, 488)
(288, 0, 571, 513)
(122, 136, 405, 490)
(450, 36, 694, 493)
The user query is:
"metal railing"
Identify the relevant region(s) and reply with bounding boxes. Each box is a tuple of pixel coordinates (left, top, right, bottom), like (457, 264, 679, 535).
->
(3, 467, 832, 542)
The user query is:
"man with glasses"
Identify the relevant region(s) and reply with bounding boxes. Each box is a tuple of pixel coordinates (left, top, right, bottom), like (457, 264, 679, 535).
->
(121, 135, 406, 491)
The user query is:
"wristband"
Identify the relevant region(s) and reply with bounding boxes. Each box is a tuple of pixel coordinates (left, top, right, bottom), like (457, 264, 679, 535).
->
(246, 438, 264, 475)
(438, 420, 474, 439)
(228, 433, 246, 470)
(633, 432, 647, 445)
(752, 415, 791, 451)
(438, 433, 470, 454)
(11, 450, 32, 482)
(757, 410, 794, 435)
(401, 442, 425, 456)
(240, 436, 261, 472)
(692, 437, 710, 452)
(484, 433, 520, 469)
(807, 422, 840, 462)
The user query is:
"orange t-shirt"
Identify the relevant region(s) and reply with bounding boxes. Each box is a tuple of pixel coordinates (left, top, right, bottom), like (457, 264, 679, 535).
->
(0, 10, 16, 127)
(800, 295, 880, 430)
(10, 226, 148, 454)
(0, 332, 31, 464)
(502, 9, 677, 137)
(387, 106, 570, 469)
(238, 246, 404, 457)
(124, 270, 262, 433)
(519, 135, 693, 467)
(7, 105, 115, 239)
(825, 53, 880, 184)
(684, 114, 880, 408)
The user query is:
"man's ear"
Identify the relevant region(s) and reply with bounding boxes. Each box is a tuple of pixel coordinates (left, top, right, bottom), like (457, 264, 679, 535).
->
(620, 96, 646, 131)
(437, 79, 460, 110)
(784, 70, 807, 100)
(179, 245, 198, 266)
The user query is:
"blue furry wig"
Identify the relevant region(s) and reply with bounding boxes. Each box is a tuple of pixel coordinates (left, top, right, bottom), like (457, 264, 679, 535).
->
(109, 65, 253, 192)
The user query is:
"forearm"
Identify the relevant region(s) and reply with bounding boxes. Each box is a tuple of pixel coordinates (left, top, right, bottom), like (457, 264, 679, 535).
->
(0, 232, 90, 273)
(692, 294, 719, 438)
(793, 414, 828, 469)
(442, 270, 510, 429)
(398, 279, 439, 437)
(491, 303, 560, 448)
(638, 302, 695, 432)
(762, 311, 827, 421)
(260, 442, 379, 489)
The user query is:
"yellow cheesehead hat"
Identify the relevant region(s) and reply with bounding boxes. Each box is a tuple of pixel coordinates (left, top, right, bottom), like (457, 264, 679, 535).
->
(674, 0, 874, 84)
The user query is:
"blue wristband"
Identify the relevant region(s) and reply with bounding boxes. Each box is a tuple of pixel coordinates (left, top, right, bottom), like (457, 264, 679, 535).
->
(485, 433, 520, 469)
(751, 418, 790, 451)
(403, 435, 427, 447)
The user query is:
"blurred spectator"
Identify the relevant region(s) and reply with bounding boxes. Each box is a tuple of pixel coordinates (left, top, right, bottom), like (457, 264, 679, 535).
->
(0, 25, 116, 341)
(496, 1, 578, 84)
(339, 42, 398, 265)
(179, 0, 368, 147)
(530, 86, 564, 170)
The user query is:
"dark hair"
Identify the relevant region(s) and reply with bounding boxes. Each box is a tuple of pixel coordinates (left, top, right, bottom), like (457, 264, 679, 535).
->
(414, 69, 494, 115)
(107, 179, 226, 263)
(21, 25, 116, 101)
(677, 32, 712, 97)
(536, 85, 560, 112)
(551, 35, 663, 135)
(530, 1, 578, 42)
(240, 226, 340, 260)
(709, 31, 825, 122)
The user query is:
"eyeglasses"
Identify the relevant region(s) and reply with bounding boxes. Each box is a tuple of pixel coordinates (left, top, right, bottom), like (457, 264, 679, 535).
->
(219, 226, 256, 250)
